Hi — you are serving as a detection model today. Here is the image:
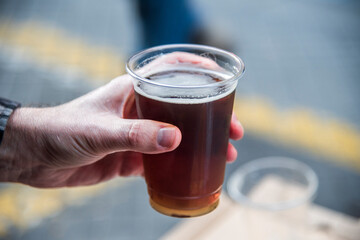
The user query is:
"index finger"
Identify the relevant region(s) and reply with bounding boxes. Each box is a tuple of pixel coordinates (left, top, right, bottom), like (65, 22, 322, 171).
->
(136, 52, 223, 77)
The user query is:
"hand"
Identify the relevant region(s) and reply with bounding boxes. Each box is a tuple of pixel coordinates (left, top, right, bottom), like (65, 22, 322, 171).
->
(0, 55, 244, 188)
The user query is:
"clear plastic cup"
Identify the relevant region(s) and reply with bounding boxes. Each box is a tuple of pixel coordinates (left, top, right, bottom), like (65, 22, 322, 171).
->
(227, 157, 319, 239)
(127, 44, 245, 217)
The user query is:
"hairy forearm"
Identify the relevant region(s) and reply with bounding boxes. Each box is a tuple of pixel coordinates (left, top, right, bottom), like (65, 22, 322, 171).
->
(0, 108, 44, 182)
(0, 105, 103, 186)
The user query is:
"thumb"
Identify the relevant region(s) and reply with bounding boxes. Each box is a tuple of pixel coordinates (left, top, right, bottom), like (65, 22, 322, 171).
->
(107, 119, 182, 154)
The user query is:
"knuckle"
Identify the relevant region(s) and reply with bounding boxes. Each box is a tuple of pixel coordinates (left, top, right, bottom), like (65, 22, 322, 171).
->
(127, 121, 142, 147)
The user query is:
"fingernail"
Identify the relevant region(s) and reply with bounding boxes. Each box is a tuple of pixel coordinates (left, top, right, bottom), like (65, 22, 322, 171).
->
(157, 127, 176, 148)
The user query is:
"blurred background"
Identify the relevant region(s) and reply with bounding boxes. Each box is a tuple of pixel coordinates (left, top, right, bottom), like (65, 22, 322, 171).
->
(0, 0, 359, 239)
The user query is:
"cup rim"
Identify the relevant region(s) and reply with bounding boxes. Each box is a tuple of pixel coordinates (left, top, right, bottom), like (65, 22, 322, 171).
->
(227, 156, 319, 211)
(126, 44, 245, 89)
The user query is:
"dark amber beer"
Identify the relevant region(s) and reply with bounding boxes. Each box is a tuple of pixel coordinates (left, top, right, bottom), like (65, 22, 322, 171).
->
(126, 44, 245, 217)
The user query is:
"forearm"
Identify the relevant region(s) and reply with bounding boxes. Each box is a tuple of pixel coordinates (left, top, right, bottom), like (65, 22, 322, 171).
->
(0, 108, 43, 182)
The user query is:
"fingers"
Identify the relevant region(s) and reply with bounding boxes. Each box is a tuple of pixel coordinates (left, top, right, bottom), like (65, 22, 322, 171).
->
(107, 119, 182, 154)
(137, 52, 223, 77)
(158, 52, 220, 69)
(101, 75, 134, 103)
(230, 113, 244, 140)
(116, 152, 144, 177)
(228, 113, 243, 163)
(226, 143, 238, 163)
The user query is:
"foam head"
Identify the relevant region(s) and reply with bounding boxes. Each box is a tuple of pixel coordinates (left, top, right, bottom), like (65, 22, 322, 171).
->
(134, 63, 237, 104)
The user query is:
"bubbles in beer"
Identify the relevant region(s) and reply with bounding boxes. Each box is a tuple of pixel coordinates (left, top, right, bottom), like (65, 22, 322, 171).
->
(147, 70, 222, 86)
(134, 65, 236, 104)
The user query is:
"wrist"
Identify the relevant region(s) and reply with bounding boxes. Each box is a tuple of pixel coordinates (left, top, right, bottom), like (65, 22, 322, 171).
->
(0, 107, 44, 183)
(0, 107, 22, 182)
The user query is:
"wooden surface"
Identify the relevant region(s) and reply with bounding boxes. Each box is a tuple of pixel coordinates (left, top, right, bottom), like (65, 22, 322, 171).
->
(161, 177, 360, 240)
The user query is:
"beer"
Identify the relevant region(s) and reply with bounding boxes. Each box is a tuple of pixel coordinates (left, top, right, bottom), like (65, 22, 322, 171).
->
(135, 69, 236, 217)
(126, 44, 245, 217)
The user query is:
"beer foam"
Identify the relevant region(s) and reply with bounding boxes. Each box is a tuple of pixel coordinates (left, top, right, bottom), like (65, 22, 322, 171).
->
(134, 67, 237, 104)
(148, 70, 218, 86)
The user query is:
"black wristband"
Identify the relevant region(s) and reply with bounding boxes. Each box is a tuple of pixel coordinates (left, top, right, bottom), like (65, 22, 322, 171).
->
(0, 97, 21, 146)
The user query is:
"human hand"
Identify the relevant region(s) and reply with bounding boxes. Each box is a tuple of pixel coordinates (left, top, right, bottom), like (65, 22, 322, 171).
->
(0, 54, 243, 188)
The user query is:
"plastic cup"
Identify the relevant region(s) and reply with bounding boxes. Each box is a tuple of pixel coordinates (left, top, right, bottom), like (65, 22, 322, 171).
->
(227, 157, 318, 239)
(126, 44, 245, 217)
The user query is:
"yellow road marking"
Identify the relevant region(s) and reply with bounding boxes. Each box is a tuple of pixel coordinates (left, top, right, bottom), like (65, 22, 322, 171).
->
(234, 98, 360, 169)
(0, 21, 125, 83)
(0, 179, 126, 237)
(0, 19, 359, 236)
